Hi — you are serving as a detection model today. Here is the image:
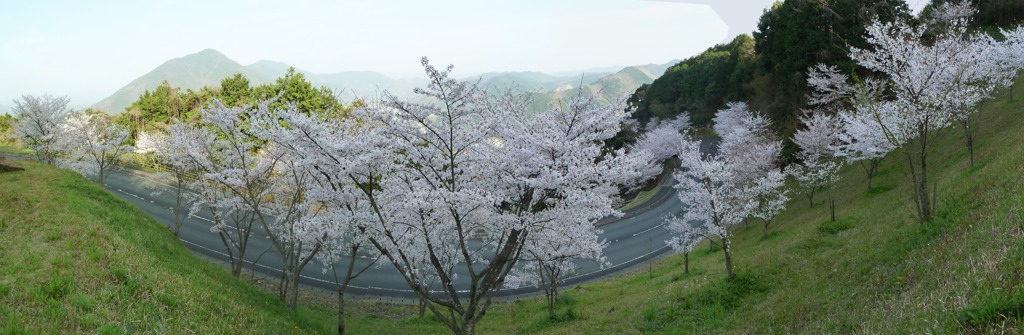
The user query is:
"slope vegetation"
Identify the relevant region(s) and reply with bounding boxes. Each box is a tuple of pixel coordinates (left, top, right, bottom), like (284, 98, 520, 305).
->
(0, 163, 329, 334)
(469, 81, 1024, 334)
(5, 84, 1023, 334)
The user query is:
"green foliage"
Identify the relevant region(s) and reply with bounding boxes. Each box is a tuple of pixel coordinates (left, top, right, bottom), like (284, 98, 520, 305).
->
(753, 0, 910, 141)
(629, 34, 758, 129)
(114, 68, 347, 147)
(254, 67, 343, 118)
(113, 80, 196, 141)
(617, 0, 910, 156)
(817, 218, 854, 235)
(0, 162, 328, 333)
(0, 113, 15, 145)
(219, 73, 252, 108)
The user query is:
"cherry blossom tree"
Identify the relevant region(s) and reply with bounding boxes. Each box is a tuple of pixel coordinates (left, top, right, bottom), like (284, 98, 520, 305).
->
(715, 103, 788, 234)
(632, 115, 690, 164)
(253, 58, 647, 335)
(493, 90, 638, 319)
(843, 1, 1024, 222)
(170, 103, 277, 277)
(59, 112, 133, 185)
(712, 101, 751, 139)
(714, 102, 781, 186)
(665, 216, 702, 274)
(175, 101, 335, 309)
(807, 65, 895, 190)
(12, 94, 70, 165)
(747, 169, 789, 238)
(166, 118, 254, 278)
(667, 139, 748, 280)
(133, 131, 160, 155)
(630, 114, 690, 182)
(507, 229, 606, 318)
(791, 111, 842, 211)
(665, 102, 787, 279)
(261, 156, 331, 310)
(152, 124, 199, 237)
(246, 99, 383, 334)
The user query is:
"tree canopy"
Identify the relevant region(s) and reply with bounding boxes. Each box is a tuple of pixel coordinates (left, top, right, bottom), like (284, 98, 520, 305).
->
(113, 69, 346, 144)
(618, 0, 912, 158)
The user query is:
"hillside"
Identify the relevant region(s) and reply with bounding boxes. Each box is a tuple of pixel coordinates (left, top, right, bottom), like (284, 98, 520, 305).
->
(7, 81, 1023, 333)
(342, 78, 1024, 333)
(473, 81, 1024, 333)
(90, 49, 273, 113)
(521, 62, 673, 112)
(0, 163, 330, 333)
(15, 75, 1024, 334)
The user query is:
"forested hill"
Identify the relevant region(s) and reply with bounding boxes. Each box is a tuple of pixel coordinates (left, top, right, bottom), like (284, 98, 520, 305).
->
(623, 0, 1024, 157)
(622, 0, 912, 155)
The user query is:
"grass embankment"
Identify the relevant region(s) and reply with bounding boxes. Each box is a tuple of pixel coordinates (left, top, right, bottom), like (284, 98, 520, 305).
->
(3, 84, 1024, 333)
(466, 86, 1024, 333)
(329, 83, 1024, 333)
(0, 163, 333, 334)
(468, 84, 1024, 333)
(0, 145, 31, 155)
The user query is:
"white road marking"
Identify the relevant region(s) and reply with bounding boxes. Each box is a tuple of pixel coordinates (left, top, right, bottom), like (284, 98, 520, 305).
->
(632, 222, 666, 237)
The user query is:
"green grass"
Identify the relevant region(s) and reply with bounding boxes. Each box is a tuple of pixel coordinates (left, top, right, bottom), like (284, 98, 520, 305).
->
(0, 145, 31, 155)
(464, 81, 1024, 333)
(0, 162, 331, 334)
(620, 184, 663, 211)
(4, 83, 1024, 333)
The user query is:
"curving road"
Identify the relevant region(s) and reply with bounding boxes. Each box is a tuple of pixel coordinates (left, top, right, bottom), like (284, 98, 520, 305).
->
(6, 144, 710, 299)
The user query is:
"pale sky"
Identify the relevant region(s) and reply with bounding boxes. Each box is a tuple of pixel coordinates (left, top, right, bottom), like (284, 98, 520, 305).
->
(0, 0, 926, 110)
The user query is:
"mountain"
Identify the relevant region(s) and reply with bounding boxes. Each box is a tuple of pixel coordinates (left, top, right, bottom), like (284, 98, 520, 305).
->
(311, 71, 420, 101)
(91, 49, 675, 114)
(245, 60, 294, 80)
(90, 49, 273, 113)
(523, 61, 675, 112)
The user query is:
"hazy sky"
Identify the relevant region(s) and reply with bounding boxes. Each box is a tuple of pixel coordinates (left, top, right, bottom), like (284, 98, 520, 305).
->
(0, 0, 926, 109)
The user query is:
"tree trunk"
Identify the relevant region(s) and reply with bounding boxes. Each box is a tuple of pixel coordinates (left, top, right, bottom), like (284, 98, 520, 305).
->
(231, 259, 242, 276)
(829, 198, 836, 222)
(337, 288, 346, 335)
(807, 190, 815, 208)
(960, 118, 976, 167)
(418, 298, 427, 317)
(683, 252, 689, 274)
(918, 139, 931, 223)
(336, 246, 360, 335)
(278, 267, 289, 301)
(762, 220, 769, 239)
(867, 159, 880, 190)
(723, 237, 735, 281)
(860, 159, 880, 191)
(289, 269, 300, 311)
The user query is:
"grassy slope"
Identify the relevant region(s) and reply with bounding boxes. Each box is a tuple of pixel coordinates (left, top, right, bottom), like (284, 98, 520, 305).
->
(3, 84, 1023, 334)
(0, 163, 332, 334)
(352, 83, 1024, 333)
(464, 84, 1024, 334)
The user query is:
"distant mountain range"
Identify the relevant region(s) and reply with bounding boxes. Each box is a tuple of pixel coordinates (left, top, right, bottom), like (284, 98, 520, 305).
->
(90, 48, 674, 114)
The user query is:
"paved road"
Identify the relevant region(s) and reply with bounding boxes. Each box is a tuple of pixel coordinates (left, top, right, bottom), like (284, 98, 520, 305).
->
(5, 146, 709, 299)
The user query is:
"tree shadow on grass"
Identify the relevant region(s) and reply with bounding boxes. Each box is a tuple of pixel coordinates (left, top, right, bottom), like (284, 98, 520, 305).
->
(0, 158, 23, 172)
